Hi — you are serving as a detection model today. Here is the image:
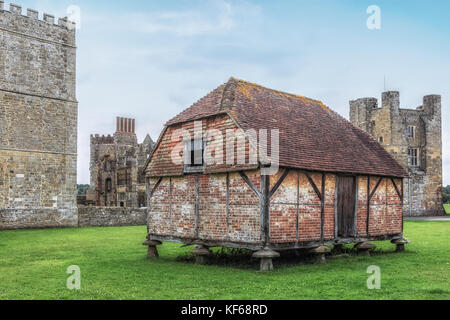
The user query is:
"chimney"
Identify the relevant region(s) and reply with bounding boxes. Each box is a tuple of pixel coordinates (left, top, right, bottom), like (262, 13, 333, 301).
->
(116, 117, 135, 134)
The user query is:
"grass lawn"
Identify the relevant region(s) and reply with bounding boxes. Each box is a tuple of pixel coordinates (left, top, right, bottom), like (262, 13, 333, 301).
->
(0, 221, 449, 300)
(444, 204, 450, 214)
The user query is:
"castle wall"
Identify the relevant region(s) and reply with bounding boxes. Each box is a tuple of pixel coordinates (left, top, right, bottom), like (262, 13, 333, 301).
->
(78, 206, 146, 227)
(0, 4, 78, 229)
(350, 92, 443, 216)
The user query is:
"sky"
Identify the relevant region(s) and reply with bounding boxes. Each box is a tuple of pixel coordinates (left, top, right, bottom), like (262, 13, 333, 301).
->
(7, 0, 450, 185)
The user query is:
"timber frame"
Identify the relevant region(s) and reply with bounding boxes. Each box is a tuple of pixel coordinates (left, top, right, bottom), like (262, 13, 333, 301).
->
(145, 167, 404, 251)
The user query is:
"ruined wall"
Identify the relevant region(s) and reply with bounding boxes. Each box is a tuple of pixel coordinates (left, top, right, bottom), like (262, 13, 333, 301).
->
(78, 206, 146, 227)
(0, 3, 78, 229)
(87, 118, 154, 208)
(350, 92, 443, 216)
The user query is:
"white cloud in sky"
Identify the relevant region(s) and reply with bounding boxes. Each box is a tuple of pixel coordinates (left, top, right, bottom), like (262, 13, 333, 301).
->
(126, 1, 235, 36)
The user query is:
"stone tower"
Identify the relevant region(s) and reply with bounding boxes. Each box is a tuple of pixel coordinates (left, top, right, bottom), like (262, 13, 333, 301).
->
(350, 91, 443, 216)
(86, 117, 155, 208)
(0, 3, 78, 229)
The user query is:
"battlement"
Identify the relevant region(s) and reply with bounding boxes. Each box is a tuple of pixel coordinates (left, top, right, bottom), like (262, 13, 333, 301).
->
(0, 2, 76, 49)
(91, 134, 115, 145)
(351, 92, 441, 115)
(0, 2, 76, 30)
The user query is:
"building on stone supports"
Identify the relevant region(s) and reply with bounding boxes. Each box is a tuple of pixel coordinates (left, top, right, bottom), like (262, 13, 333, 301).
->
(86, 117, 155, 208)
(350, 91, 443, 217)
(0, 3, 78, 229)
(143, 77, 408, 269)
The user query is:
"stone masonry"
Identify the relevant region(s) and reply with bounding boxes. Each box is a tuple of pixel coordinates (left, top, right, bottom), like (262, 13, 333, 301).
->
(350, 91, 443, 216)
(0, 3, 78, 229)
(86, 117, 155, 208)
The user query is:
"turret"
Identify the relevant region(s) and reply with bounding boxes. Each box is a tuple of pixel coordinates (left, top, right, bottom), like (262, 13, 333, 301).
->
(423, 95, 441, 119)
(382, 91, 400, 111)
(349, 97, 378, 132)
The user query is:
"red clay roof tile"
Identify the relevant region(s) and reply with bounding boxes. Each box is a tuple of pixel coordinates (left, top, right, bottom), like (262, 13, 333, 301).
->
(161, 78, 407, 178)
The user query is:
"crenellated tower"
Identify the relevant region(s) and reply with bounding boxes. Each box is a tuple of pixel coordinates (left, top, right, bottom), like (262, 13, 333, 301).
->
(0, 2, 78, 229)
(350, 91, 443, 216)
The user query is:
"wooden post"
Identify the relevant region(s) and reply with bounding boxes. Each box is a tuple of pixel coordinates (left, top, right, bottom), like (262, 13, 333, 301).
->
(195, 175, 199, 239)
(260, 172, 270, 245)
(320, 173, 325, 242)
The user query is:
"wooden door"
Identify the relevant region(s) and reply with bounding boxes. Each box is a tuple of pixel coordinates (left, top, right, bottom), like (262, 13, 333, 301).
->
(336, 176, 357, 237)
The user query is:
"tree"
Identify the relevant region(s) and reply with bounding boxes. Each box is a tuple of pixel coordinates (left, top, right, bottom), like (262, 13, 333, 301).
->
(443, 185, 450, 204)
(77, 184, 89, 196)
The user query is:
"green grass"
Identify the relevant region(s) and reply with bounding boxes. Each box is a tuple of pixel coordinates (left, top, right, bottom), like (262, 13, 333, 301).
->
(444, 204, 450, 214)
(0, 221, 449, 300)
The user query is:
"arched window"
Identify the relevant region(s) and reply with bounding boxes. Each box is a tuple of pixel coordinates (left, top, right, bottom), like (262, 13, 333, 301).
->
(105, 178, 112, 192)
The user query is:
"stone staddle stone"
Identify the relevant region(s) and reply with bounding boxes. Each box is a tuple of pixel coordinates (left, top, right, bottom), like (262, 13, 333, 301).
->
(143, 240, 162, 247)
(253, 249, 280, 271)
(191, 246, 212, 265)
(355, 242, 376, 256)
(312, 246, 331, 254)
(391, 238, 410, 252)
(391, 238, 410, 245)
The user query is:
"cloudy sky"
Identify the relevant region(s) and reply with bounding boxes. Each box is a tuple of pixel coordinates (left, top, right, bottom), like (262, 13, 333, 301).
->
(10, 0, 450, 185)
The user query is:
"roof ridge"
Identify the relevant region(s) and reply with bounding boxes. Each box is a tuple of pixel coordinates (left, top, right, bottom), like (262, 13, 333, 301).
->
(230, 77, 331, 113)
(219, 77, 238, 111)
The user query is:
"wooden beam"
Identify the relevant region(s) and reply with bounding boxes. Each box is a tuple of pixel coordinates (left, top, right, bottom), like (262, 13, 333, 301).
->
(304, 171, 322, 201)
(169, 177, 173, 234)
(269, 169, 290, 198)
(320, 173, 325, 242)
(401, 178, 404, 234)
(149, 177, 163, 199)
(366, 176, 370, 236)
(366, 176, 383, 235)
(296, 171, 300, 243)
(260, 173, 270, 245)
(390, 178, 403, 201)
(369, 177, 383, 201)
(239, 171, 261, 199)
(195, 175, 199, 238)
(226, 173, 230, 240)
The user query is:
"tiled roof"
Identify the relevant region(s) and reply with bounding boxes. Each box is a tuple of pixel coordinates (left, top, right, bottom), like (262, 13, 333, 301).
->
(163, 77, 407, 178)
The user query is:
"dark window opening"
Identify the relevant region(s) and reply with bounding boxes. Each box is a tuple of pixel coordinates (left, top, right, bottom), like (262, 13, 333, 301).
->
(407, 126, 416, 138)
(105, 178, 112, 192)
(184, 139, 205, 172)
(120, 201, 125, 208)
(138, 192, 146, 208)
(408, 148, 419, 167)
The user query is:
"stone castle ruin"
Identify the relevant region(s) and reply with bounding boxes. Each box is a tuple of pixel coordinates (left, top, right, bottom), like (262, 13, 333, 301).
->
(0, 2, 78, 229)
(86, 117, 155, 208)
(350, 91, 443, 216)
